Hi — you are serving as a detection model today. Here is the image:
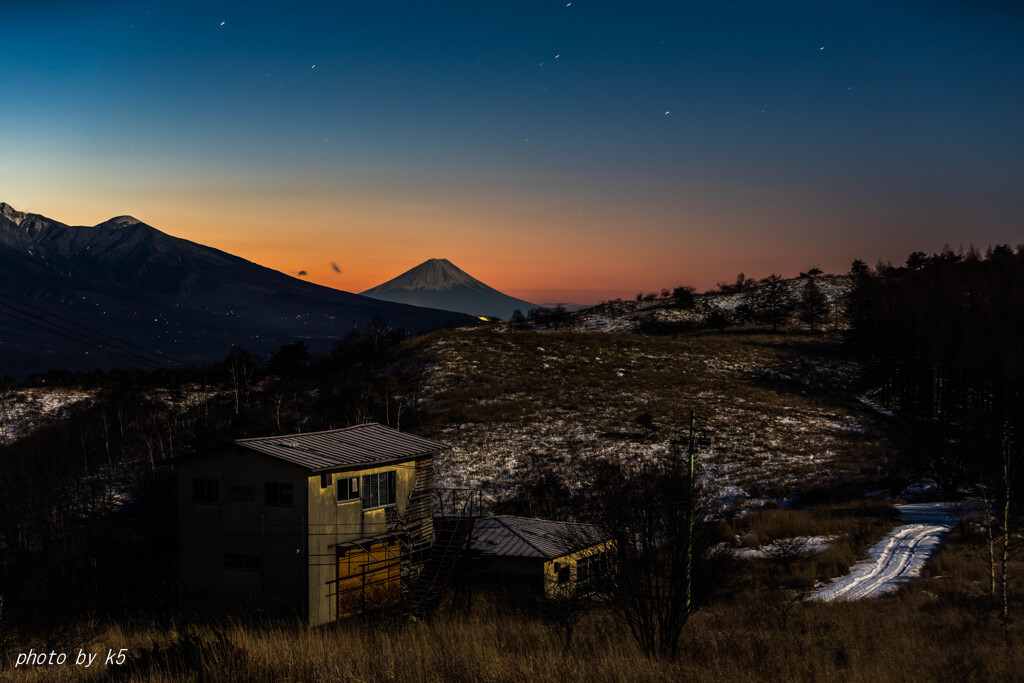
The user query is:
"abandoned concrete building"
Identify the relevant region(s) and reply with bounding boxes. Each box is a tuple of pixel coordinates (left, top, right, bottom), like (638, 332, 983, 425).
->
(177, 423, 477, 625)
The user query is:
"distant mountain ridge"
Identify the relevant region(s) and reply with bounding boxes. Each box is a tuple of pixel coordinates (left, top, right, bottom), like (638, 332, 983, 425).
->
(0, 202, 473, 377)
(361, 258, 539, 320)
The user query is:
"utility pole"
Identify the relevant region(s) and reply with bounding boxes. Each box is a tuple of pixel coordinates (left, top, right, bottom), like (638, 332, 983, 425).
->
(1001, 423, 1014, 624)
(686, 409, 697, 611)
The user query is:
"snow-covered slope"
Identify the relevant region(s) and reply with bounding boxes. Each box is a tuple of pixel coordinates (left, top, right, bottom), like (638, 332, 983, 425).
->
(0, 387, 93, 446)
(571, 276, 852, 333)
(411, 326, 881, 510)
(361, 258, 539, 320)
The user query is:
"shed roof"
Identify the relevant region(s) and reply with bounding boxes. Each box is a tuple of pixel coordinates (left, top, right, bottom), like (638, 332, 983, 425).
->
(234, 423, 446, 471)
(470, 515, 607, 560)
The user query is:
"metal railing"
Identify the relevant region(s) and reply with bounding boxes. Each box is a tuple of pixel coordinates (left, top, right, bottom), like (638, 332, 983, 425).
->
(432, 488, 483, 519)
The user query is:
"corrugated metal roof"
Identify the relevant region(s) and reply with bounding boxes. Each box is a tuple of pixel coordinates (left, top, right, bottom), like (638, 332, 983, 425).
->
(470, 515, 606, 560)
(234, 423, 446, 471)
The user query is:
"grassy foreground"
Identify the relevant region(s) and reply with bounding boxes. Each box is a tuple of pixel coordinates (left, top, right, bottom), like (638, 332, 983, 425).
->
(2, 525, 1021, 683)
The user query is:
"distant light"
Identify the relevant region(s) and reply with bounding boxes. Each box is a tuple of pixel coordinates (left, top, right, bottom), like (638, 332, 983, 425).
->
(665, 110, 670, 115)
(220, 21, 226, 26)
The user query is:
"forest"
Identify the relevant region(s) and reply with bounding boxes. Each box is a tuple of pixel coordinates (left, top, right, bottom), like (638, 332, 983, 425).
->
(846, 245, 1024, 492)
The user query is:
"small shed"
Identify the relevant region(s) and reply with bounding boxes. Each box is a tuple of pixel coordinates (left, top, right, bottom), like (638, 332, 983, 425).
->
(470, 515, 612, 597)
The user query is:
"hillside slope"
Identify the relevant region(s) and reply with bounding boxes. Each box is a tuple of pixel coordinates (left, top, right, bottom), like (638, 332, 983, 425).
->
(406, 326, 895, 512)
(0, 203, 473, 376)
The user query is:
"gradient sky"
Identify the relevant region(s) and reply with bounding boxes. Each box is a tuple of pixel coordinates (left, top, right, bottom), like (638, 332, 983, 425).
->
(2, 1, 1022, 304)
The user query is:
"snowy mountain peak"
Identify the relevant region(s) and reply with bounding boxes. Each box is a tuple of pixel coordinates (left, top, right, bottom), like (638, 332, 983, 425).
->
(0, 202, 27, 226)
(366, 258, 486, 293)
(103, 215, 146, 229)
(361, 258, 540, 320)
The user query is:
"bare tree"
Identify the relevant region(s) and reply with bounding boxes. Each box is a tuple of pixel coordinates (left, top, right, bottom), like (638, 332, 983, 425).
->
(550, 304, 569, 330)
(718, 273, 756, 294)
(542, 562, 596, 651)
(760, 536, 814, 570)
(0, 375, 16, 443)
(369, 316, 388, 356)
(999, 425, 1018, 624)
(225, 347, 257, 415)
(509, 309, 527, 329)
(576, 451, 731, 659)
(980, 477, 999, 601)
(977, 424, 1021, 626)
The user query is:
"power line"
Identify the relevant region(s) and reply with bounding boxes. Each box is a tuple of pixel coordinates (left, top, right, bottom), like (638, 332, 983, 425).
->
(0, 295, 185, 370)
(0, 292, 186, 367)
(0, 302, 166, 370)
(0, 301, 162, 370)
(0, 294, 184, 368)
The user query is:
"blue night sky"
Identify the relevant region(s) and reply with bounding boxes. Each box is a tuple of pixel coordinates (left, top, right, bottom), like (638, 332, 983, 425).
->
(2, 1, 1022, 302)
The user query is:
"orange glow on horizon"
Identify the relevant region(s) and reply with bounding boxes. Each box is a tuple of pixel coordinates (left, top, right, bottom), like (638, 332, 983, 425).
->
(4, 179, 950, 307)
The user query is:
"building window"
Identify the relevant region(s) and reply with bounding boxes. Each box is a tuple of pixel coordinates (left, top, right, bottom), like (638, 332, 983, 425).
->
(320, 473, 331, 489)
(361, 471, 397, 509)
(224, 553, 262, 571)
(576, 551, 609, 588)
(229, 486, 254, 502)
(556, 562, 571, 584)
(192, 479, 219, 504)
(265, 482, 294, 506)
(337, 476, 360, 503)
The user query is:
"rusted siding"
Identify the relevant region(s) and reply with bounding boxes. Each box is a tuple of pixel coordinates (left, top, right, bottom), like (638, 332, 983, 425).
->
(336, 536, 403, 619)
(306, 458, 427, 626)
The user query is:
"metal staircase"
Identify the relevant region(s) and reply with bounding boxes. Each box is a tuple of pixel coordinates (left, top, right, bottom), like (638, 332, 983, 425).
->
(405, 489, 482, 618)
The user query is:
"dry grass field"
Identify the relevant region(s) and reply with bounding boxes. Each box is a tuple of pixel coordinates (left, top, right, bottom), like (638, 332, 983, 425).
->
(3, 524, 1020, 682)
(407, 327, 897, 510)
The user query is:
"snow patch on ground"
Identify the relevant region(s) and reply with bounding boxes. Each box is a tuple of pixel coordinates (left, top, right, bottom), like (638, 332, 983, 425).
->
(568, 276, 852, 333)
(418, 327, 877, 510)
(733, 535, 835, 560)
(0, 388, 93, 446)
(809, 502, 959, 601)
(858, 393, 909, 426)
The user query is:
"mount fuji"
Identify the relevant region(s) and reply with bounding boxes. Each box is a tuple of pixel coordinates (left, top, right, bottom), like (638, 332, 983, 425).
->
(360, 259, 539, 320)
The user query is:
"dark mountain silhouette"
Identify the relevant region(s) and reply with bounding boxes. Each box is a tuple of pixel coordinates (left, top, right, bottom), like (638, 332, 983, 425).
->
(0, 202, 473, 377)
(361, 258, 538, 320)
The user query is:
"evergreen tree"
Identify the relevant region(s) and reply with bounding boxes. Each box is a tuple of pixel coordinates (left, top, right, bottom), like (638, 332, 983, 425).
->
(673, 285, 696, 309)
(509, 309, 527, 329)
(798, 277, 826, 332)
(758, 274, 791, 332)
